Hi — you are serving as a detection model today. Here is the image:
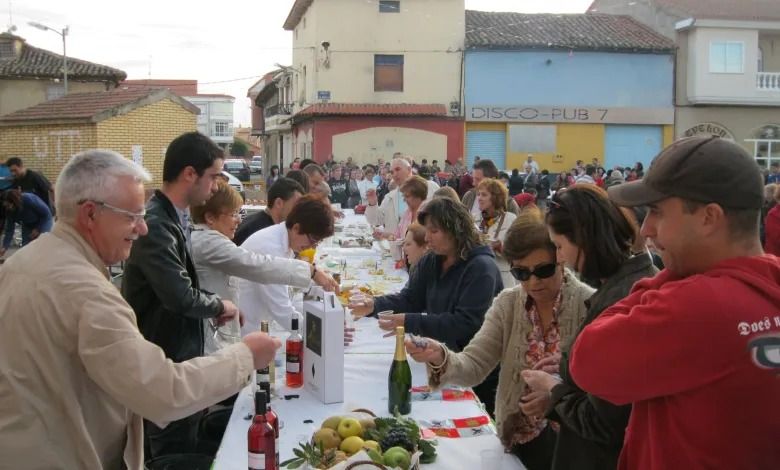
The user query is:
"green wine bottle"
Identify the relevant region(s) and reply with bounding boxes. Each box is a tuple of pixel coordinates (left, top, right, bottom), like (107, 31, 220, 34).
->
(388, 326, 412, 415)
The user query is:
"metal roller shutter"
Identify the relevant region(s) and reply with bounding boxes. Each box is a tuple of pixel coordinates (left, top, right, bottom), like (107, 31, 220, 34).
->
(466, 130, 506, 170)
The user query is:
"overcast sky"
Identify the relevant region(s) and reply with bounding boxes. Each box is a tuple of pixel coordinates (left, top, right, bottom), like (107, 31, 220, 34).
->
(3, 0, 592, 126)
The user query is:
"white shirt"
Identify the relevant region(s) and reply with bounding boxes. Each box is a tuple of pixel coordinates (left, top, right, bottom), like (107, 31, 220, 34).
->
(527, 160, 540, 173)
(575, 174, 596, 184)
(238, 223, 311, 335)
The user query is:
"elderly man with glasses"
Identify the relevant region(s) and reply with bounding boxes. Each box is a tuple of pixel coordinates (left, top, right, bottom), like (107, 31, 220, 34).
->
(0, 150, 281, 469)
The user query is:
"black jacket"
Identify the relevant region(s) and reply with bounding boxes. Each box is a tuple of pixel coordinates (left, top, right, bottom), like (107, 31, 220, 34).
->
(372, 245, 503, 352)
(547, 254, 658, 470)
(234, 210, 275, 246)
(121, 191, 224, 362)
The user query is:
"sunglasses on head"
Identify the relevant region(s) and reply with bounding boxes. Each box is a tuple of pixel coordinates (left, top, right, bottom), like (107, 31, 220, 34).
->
(510, 263, 558, 281)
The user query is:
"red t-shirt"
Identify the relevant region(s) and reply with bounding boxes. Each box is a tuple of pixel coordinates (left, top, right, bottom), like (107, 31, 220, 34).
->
(570, 255, 780, 470)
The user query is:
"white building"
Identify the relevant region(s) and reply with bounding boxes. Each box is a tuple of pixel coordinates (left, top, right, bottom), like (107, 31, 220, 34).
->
(186, 94, 235, 150)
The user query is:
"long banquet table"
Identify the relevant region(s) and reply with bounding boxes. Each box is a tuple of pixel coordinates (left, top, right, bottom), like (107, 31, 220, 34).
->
(214, 210, 525, 469)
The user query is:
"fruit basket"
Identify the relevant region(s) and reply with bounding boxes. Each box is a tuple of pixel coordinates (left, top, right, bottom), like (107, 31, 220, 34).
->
(281, 410, 436, 470)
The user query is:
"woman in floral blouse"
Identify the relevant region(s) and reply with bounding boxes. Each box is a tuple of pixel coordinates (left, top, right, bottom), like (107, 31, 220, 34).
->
(405, 210, 594, 470)
(476, 177, 517, 288)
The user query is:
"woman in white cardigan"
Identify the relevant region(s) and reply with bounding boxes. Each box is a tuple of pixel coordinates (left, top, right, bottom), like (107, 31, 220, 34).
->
(190, 180, 336, 354)
(405, 210, 594, 470)
(476, 177, 518, 289)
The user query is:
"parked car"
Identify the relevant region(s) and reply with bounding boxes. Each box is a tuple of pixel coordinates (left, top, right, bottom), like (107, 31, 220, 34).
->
(221, 170, 246, 203)
(249, 156, 263, 175)
(224, 158, 250, 182)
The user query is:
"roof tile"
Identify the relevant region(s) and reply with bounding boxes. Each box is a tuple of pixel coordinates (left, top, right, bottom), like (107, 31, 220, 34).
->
(0, 33, 126, 82)
(0, 88, 196, 124)
(465, 11, 676, 52)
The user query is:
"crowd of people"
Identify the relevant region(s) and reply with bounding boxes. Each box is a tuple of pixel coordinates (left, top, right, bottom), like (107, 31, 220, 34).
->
(0, 132, 778, 470)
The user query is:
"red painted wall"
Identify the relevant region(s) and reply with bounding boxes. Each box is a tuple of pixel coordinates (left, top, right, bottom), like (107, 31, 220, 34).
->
(298, 117, 463, 164)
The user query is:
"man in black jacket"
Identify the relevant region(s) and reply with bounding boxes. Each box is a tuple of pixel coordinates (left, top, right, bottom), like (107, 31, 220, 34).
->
(122, 132, 240, 458)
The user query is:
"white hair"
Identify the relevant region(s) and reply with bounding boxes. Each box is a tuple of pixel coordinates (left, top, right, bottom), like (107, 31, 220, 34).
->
(391, 156, 412, 168)
(56, 149, 151, 222)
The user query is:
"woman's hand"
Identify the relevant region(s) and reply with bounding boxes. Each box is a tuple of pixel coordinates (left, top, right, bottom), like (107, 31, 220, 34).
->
(405, 337, 445, 367)
(521, 370, 561, 393)
(490, 239, 503, 254)
(532, 353, 561, 374)
(348, 296, 374, 318)
(519, 390, 551, 419)
(378, 313, 405, 335)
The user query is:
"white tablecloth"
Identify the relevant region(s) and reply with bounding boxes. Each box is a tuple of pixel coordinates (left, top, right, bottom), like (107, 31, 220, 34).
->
(213, 212, 525, 470)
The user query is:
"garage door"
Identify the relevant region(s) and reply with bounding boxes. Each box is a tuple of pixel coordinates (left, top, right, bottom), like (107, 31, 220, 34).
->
(466, 130, 506, 170)
(605, 125, 662, 169)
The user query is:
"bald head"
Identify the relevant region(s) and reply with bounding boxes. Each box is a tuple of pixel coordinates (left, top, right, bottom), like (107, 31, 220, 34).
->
(391, 158, 412, 186)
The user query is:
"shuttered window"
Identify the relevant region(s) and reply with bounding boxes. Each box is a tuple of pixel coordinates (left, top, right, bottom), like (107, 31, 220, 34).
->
(374, 55, 403, 92)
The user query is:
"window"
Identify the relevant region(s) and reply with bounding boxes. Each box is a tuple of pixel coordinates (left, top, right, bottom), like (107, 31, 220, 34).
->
(709, 41, 744, 74)
(379, 1, 400, 13)
(508, 125, 556, 153)
(374, 55, 404, 92)
(213, 121, 231, 137)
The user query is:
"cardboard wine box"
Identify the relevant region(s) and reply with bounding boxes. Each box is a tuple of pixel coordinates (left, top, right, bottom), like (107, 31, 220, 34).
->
(302, 287, 345, 404)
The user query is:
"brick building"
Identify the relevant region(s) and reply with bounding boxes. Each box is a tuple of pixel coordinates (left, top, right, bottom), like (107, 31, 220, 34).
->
(0, 87, 198, 186)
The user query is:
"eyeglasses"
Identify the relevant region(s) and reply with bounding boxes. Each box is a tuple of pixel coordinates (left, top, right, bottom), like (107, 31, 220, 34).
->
(222, 210, 241, 220)
(306, 233, 322, 247)
(510, 263, 558, 282)
(79, 199, 146, 224)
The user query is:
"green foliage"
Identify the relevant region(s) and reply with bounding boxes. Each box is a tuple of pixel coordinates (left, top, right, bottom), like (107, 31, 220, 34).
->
(231, 140, 249, 157)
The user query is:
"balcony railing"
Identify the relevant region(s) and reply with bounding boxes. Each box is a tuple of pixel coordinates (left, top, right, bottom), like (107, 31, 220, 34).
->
(757, 72, 780, 91)
(265, 103, 293, 117)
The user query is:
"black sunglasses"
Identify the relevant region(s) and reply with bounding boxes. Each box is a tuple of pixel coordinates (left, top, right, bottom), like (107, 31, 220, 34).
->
(510, 263, 558, 282)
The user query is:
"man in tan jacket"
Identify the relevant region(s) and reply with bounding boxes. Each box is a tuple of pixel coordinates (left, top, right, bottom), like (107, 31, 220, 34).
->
(0, 150, 279, 469)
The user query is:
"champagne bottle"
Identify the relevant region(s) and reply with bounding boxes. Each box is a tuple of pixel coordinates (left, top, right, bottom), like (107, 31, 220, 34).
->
(260, 321, 276, 389)
(388, 326, 411, 415)
(248, 390, 276, 470)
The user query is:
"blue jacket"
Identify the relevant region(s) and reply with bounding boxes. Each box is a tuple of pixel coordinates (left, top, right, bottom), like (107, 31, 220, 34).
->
(3, 193, 53, 249)
(373, 245, 503, 351)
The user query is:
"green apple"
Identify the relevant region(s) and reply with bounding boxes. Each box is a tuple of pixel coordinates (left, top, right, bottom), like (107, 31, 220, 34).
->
(321, 416, 343, 431)
(312, 428, 341, 450)
(339, 435, 365, 455)
(337, 417, 363, 439)
(383, 446, 411, 469)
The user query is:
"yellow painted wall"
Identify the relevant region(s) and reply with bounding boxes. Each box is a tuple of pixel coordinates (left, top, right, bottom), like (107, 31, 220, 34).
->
(663, 124, 674, 148)
(97, 98, 197, 186)
(0, 79, 109, 117)
(0, 123, 97, 182)
(554, 124, 605, 172)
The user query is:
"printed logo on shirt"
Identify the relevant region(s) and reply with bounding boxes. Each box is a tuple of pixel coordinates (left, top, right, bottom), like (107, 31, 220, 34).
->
(737, 316, 780, 336)
(748, 334, 780, 371)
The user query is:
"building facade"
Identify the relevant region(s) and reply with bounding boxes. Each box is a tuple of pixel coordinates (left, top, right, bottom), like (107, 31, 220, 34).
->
(283, 0, 465, 166)
(463, 11, 676, 172)
(248, 69, 294, 172)
(589, 0, 780, 168)
(0, 88, 197, 185)
(0, 33, 125, 116)
(676, 18, 780, 168)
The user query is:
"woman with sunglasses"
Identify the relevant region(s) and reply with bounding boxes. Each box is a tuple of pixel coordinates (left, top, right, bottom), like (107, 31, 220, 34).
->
(521, 184, 657, 470)
(404, 209, 593, 470)
(350, 197, 504, 414)
(191, 182, 337, 353)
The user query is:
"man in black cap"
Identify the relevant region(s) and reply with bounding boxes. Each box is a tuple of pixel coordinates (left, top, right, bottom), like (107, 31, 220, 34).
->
(567, 136, 780, 470)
